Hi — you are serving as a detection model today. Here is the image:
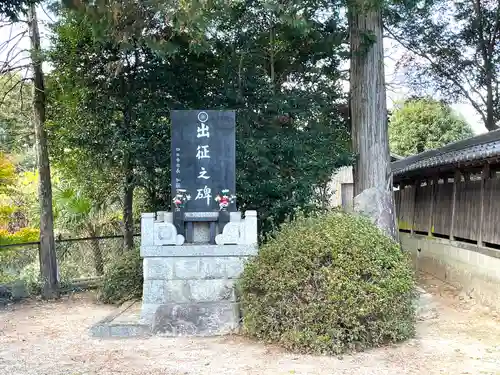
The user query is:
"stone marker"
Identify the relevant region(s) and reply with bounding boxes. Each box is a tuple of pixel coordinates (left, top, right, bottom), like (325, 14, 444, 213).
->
(139, 110, 258, 336)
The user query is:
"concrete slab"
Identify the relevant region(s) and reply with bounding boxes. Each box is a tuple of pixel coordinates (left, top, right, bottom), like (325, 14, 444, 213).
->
(89, 301, 151, 338)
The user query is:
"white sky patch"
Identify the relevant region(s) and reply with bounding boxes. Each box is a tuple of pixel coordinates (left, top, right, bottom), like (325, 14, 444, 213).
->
(0, 5, 53, 77)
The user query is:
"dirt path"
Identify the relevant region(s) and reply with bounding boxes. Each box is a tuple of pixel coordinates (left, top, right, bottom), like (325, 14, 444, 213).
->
(1, 275, 500, 375)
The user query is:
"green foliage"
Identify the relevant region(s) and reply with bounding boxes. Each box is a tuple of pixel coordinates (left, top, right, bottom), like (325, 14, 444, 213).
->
(0, 227, 39, 246)
(0, 228, 39, 283)
(98, 247, 143, 304)
(47, 0, 351, 237)
(0, 153, 16, 195)
(0, 168, 39, 232)
(53, 184, 122, 276)
(389, 98, 474, 156)
(0, 74, 35, 165)
(239, 211, 416, 355)
(17, 261, 41, 293)
(0, 205, 15, 227)
(17, 258, 88, 295)
(54, 184, 121, 235)
(47, 8, 176, 238)
(57, 0, 226, 51)
(0, 0, 39, 20)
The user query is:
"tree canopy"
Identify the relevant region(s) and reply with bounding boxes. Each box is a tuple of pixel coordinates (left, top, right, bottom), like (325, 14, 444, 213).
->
(0, 0, 39, 20)
(389, 98, 474, 156)
(386, 0, 500, 131)
(47, 0, 351, 238)
(0, 74, 35, 169)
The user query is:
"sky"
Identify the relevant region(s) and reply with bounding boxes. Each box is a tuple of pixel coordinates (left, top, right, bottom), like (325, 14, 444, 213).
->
(0, 6, 487, 135)
(382, 38, 486, 134)
(0, 5, 53, 76)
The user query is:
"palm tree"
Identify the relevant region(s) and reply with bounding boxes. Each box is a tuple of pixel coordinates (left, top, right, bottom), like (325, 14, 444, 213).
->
(54, 185, 120, 276)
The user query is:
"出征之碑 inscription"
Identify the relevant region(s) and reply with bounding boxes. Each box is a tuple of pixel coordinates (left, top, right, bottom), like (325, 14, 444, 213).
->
(171, 110, 236, 213)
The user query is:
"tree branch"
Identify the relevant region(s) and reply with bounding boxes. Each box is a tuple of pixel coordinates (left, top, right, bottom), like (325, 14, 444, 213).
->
(462, 70, 487, 106)
(0, 50, 31, 73)
(0, 63, 31, 74)
(0, 31, 29, 75)
(473, 0, 489, 64)
(488, 0, 500, 49)
(41, 5, 55, 23)
(0, 29, 27, 54)
(0, 79, 23, 107)
(385, 26, 489, 127)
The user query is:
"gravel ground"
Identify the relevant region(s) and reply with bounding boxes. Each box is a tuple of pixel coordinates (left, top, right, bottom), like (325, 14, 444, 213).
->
(1, 275, 500, 375)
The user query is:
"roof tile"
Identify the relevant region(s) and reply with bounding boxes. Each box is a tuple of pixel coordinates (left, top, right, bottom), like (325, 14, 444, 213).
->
(391, 129, 500, 175)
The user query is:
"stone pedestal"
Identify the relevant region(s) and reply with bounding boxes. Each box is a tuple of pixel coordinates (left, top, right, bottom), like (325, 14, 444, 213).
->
(139, 211, 258, 336)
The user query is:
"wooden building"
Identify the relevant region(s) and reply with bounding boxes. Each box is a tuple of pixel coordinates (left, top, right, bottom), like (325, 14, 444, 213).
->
(393, 129, 500, 308)
(328, 154, 402, 209)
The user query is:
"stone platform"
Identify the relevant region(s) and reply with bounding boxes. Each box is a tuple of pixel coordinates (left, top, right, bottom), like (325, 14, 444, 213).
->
(90, 298, 243, 338)
(140, 244, 255, 336)
(90, 301, 150, 338)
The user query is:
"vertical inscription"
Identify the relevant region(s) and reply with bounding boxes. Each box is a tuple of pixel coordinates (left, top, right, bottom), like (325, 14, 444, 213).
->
(175, 147, 181, 189)
(171, 110, 236, 213)
(195, 112, 212, 207)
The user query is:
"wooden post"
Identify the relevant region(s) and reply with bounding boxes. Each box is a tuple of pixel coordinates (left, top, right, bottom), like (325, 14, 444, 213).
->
(478, 163, 490, 247)
(428, 176, 438, 236)
(410, 180, 418, 235)
(462, 170, 469, 182)
(450, 170, 461, 241)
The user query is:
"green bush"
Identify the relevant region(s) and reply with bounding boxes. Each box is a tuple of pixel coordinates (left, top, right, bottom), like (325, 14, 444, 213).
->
(98, 247, 143, 304)
(239, 211, 416, 355)
(19, 261, 42, 294)
(0, 227, 39, 246)
(19, 259, 87, 295)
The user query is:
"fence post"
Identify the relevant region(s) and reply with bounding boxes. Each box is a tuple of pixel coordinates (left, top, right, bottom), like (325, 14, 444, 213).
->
(450, 169, 461, 241)
(478, 163, 490, 247)
(410, 180, 418, 235)
(427, 176, 438, 236)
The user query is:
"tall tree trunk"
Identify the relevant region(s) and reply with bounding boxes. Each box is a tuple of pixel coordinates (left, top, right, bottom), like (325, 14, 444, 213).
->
(122, 153, 134, 251)
(87, 227, 104, 276)
(349, 2, 398, 240)
(486, 73, 495, 131)
(28, 5, 59, 298)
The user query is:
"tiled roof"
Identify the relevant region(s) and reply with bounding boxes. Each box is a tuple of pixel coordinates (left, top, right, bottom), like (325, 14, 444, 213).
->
(391, 129, 500, 176)
(390, 154, 403, 161)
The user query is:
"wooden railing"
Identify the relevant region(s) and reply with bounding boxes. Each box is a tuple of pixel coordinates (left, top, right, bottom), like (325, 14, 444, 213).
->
(394, 166, 500, 248)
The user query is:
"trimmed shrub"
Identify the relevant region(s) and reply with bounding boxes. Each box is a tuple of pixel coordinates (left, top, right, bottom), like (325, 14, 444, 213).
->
(98, 247, 143, 304)
(239, 211, 416, 355)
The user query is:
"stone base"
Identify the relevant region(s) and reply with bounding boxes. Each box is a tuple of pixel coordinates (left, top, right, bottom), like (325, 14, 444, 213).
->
(139, 243, 256, 337)
(90, 301, 151, 338)
(152, 301, 241, 336)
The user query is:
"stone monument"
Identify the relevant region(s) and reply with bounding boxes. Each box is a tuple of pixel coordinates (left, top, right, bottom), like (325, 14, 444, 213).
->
(139, 110, 258, 336)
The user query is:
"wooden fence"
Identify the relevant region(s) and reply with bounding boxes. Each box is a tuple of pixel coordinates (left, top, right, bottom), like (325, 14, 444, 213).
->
(394, 167, 500, 248)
